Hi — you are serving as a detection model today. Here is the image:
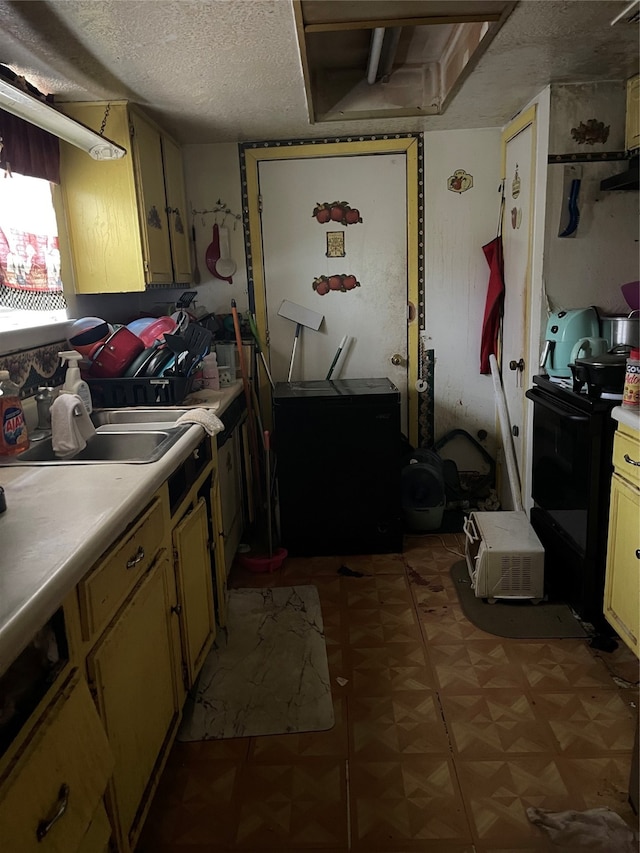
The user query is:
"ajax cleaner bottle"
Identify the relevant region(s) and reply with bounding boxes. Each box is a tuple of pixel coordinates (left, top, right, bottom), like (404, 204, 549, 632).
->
(0, 370, 29, 456)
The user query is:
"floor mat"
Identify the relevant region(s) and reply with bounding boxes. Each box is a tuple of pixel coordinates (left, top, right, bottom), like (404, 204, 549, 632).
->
(450, 560, 588, 639)
(178, 585, 334, 740)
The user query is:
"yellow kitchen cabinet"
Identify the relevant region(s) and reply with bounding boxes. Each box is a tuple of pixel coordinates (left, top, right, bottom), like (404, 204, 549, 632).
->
(218, 424, 245, 575)
(626, 74, 640, 151)
(172, 496, 217, 689)
(86, 551, 180, 853)
(604, 422, 640, 657)
(77, 496, 166, 644)
(77, 803, 112, 853)
(59, 100, 191, 293)
(0, 673, 113, 853)
(210, 462, 230, 628)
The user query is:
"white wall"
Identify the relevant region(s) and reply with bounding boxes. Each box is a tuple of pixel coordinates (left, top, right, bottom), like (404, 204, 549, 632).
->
(423, 128, 502, 456)
(183, 143, 249, 317)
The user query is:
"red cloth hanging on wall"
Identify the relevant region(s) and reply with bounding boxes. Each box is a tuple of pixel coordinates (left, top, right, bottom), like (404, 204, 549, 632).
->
(479, 234, 505, 374)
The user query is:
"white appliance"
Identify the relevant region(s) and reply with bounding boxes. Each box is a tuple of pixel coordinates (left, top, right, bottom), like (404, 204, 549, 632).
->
(463, 511, 545, 602)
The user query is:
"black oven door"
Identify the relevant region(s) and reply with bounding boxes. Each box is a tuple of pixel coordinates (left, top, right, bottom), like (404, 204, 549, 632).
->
(525, 387, 592, 553)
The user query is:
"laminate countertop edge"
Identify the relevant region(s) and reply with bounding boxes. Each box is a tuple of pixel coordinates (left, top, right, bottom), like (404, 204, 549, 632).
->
(612, 406, 640, 432)
(0, 382, 244, 675)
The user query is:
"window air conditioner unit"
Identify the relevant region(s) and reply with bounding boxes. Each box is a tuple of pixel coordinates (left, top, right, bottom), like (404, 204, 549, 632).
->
(463, 511, 545, 603)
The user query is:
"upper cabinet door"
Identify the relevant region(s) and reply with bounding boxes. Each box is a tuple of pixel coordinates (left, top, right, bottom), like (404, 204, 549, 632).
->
(161, 135, 192, 283)
(59, 100, 192, 293)
(130, 111, 174, 285)
(59, 101, 147, 293)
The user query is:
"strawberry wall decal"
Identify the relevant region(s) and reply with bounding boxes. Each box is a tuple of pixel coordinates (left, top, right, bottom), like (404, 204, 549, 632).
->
(312, 274, 360, 295)
(312, 201, 363, 226)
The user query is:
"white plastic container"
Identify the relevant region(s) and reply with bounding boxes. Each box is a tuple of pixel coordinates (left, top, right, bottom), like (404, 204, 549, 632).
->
(59, 350, 92, 414)
(201, 352, 220, 390)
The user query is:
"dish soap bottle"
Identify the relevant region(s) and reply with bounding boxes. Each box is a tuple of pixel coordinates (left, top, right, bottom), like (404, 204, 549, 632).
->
(0, 370, 29, 456)
(59, 350, 92, 414)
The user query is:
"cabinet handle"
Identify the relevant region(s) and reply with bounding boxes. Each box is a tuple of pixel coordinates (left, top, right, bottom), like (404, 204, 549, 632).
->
(171, 604, 182, 615)
(636, 550, 640, 560)
(36, 783, 69, 840)
(624, 453, 640, 467)
(126, 546, 145, 569)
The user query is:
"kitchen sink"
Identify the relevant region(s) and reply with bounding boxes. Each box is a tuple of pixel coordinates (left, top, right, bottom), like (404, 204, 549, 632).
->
(90, 408, 191, 427)
(0, 424, 193, 466)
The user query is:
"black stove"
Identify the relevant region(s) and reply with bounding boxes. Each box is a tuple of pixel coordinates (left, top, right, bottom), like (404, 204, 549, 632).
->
(525, 375, 617, 629)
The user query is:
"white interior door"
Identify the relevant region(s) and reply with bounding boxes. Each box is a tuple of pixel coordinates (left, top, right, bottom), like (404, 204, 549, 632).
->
(258, 154, 409, 433)
(501, 110, 536, 509)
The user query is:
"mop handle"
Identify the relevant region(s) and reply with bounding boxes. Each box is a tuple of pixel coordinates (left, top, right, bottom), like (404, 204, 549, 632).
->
(231, 299, 263, 506)
(287, 323, 301, 382)
(326, 335, 348, 380)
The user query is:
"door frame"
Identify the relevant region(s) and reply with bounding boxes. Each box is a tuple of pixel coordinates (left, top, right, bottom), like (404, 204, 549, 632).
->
(239, 135, 422, 446)
(499, 104, 537, 508)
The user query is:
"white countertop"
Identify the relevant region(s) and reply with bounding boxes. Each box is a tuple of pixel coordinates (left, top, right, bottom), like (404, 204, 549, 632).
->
(0, 382, 243, 675)
(612, 406, 640, 432)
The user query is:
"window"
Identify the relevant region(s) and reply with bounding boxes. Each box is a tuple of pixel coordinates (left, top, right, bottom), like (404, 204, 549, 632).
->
(0, 170, 67, 333)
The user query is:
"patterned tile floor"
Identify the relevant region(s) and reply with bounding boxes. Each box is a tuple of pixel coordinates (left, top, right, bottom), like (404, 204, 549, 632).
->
(137, 534, 639, 852)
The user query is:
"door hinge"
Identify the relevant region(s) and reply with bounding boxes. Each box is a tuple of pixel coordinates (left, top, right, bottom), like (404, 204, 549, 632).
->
(258, 194, 263, 214)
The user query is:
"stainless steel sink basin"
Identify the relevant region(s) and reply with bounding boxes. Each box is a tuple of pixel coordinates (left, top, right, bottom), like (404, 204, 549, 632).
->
(91, 408, 191, 427)
(0, 424, 192, 466)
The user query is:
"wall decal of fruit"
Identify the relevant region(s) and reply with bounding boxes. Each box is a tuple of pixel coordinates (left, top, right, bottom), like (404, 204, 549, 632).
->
(312, 274, 361, 295)
(312, 201, 363, 226)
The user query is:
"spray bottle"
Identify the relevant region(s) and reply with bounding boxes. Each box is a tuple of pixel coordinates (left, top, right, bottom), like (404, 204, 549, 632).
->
(59, 351, 92, 414)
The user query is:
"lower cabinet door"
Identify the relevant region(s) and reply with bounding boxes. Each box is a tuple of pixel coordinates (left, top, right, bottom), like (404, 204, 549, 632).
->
(173, 497, 216, 686)
(0, 674, 113, 853)
(218, 430, 243, 572)
(604, 473, 640, 657)
(87, 551, 180, 850)
(77, 802, 112, 853)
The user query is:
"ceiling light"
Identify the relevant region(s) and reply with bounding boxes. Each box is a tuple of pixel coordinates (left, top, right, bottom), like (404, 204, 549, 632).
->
(0, 77, 126, 160)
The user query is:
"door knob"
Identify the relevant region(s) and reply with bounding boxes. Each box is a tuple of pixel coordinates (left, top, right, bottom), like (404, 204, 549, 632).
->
(509, 358, 525, 371)
(390, 353, 406, 367)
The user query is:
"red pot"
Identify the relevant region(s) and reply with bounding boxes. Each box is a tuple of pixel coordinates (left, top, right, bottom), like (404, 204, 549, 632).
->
(89, 327, 145, 378)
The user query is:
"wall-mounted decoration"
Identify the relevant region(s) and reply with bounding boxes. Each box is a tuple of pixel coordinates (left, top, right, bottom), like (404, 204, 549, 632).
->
(312, 201, 362, 226)
(312, 274, 360, 295)
(192, 199, 242, 230)
(326, 231, 345, 258)
(511, 165, 521, 199)
(570, 119, 610, 145)
(510, 207, 522, 229)
(447, 169, 473, 194)
(147, 205, 162, 230)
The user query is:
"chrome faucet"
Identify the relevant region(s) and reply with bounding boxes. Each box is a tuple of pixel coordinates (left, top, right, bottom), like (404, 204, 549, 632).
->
(34, 386, 57, 434)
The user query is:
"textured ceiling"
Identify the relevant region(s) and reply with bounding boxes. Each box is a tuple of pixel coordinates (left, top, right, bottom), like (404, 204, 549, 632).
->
(0, 0, 638, 144)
